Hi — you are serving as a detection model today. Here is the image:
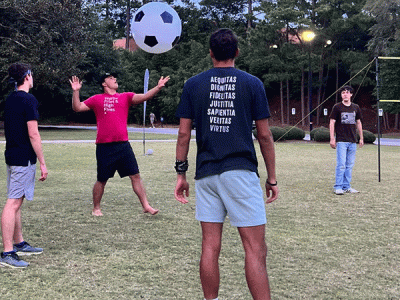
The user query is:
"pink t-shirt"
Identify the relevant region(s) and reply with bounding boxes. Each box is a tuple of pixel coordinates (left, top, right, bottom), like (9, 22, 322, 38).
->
(84, 92, 135, 144)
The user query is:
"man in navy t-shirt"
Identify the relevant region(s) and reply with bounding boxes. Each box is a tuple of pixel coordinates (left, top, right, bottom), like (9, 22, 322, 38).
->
(174, 29, 279, 300)
(0, 63, 48, 268)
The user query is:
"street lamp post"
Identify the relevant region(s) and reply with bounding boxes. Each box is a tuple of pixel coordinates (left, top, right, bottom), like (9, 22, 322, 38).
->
(308, 51, 312, 132)
(302, 30, 315, 133)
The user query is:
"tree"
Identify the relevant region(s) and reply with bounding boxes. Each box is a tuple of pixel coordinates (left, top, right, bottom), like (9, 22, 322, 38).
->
(0, 0, 90, 120)
(256, 0, 310, 125)
(364, 0, 400, 129)
(0, 0, 384, 128)
(364, 0, 400, 56)
(84, 0, 141, 39)
(199, 0, 259, 36)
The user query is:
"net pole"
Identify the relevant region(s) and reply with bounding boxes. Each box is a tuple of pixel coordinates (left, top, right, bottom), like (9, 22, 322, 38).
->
(378, 56, 400, 60)
(375, 57, 381, 182)
(143, 69, 149, 155)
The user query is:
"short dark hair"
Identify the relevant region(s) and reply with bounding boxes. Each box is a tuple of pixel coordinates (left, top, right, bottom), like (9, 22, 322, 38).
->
(338, 85, 354, 94)
(209, 28, 238, 61)
(8, 63, 31, 86)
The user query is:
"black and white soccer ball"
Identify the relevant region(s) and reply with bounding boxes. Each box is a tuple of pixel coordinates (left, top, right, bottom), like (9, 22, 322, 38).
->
(131, 2, 182, 54)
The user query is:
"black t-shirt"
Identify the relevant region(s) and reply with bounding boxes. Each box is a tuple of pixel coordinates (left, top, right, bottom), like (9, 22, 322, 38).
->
(330, 102, 362, 143)
(4, 91, 39, 166)
(176, 67, 271, 179)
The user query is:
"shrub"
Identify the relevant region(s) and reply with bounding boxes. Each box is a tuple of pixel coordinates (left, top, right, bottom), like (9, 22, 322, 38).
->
(314, 129, 331, 142)
(310, 126, 329, 140)
(254, 126, 287, 141)
(360, 130, 376, 144)
(284, 126, 305, 140)
(254, 126, 305, 142)
(269, 126, 287, 141)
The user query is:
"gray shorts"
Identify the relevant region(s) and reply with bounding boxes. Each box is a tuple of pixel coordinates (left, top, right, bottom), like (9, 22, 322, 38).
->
(195, 170, 266, 227)
(7, 163, 36, 201)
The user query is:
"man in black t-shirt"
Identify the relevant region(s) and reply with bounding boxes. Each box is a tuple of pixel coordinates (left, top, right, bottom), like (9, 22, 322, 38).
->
(329, 85, 363, 195)
(0, 63, 48, 269)
(174, 29, 278, 300)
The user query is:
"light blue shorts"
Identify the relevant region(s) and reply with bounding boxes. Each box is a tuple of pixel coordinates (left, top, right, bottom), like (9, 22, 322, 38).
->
(6, 163, 36, 201)
(195, 170, 266, 227)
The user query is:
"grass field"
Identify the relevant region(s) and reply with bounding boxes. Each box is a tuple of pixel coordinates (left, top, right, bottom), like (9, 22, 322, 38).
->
(0, 133, 399, 299)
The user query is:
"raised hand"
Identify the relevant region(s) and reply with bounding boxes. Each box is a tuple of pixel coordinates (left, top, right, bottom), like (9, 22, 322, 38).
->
(158, 76, 170, 88)
(69, 76, 82, 91)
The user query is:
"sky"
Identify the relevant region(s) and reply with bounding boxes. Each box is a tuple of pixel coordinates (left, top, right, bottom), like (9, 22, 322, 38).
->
(173, 0, 200, 7)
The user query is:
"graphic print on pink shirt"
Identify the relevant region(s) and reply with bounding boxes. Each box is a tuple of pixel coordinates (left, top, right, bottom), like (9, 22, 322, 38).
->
(84, 92, 135, 144)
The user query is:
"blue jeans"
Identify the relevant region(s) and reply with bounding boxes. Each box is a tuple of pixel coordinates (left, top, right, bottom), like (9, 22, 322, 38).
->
(334, 142, 357, 190)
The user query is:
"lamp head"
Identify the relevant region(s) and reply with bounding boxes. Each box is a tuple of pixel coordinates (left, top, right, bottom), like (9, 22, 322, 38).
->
(302, 30, 316, 42)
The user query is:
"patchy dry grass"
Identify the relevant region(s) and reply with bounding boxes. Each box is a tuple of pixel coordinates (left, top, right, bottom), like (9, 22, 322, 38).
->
(0, 141, 399, 299)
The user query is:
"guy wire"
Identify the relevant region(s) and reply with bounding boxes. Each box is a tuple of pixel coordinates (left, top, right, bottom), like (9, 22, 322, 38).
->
(273, 57, 376, 143)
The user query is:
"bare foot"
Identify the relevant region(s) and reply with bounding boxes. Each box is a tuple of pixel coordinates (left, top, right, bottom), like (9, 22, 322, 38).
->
(92, 209, 103, 216)
(143, 206, 159, 215)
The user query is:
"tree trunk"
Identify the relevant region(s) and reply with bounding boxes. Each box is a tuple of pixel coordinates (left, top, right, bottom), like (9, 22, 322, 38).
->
(280, 81, 284, 124)
(125, 0, 131, 50)
(311, 0, 316, 24)
(322, 65, 329, 103)
(106, 0, 110, 19)
(316, 58, 324, 126)
(383, 112, 390, 130)
(395, 113, 399, 130)
(307, 70, 311, 128)
(336, 60, 339, 103)
(286, 78, 290, 125)
(301, 67, 305, 126)
(247, 0, 252, 33)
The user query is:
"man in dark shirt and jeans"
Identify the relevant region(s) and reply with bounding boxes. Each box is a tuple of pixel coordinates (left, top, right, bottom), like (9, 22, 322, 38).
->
(0, 63, 48, 268)
(329, 85, 363, 195)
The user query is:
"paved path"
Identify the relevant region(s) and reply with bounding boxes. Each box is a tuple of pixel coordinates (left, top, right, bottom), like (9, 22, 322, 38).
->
(373, 138, 400, 146)
(303, 134, 400, 146)
(39, 125, 184, 135)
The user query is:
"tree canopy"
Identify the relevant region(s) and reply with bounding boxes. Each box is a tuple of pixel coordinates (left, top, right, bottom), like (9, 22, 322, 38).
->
(1, 0, 399, 129)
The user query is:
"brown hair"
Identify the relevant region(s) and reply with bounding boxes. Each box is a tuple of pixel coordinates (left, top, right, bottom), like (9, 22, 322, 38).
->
(8, 63, 31, 86)
(338, 85, 354, 94)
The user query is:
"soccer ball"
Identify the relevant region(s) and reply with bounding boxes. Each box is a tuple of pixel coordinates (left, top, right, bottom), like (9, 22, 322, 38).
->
(131, 2, 182, 54)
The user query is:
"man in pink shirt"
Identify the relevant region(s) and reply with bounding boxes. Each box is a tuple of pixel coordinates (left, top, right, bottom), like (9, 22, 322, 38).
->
(70, 73, 169, 216)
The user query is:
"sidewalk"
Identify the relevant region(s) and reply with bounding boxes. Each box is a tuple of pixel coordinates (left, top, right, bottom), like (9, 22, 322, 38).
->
(303, 134, 400, 146)
(1, 126, 400, 146)
(38, 124, 183, 135)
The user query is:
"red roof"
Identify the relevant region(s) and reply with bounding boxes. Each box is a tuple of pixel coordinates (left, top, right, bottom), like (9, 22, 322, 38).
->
(113, 38, 139, 52)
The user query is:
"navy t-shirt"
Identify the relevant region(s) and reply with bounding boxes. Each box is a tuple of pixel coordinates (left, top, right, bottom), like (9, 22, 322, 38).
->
(176, 67, 271, 179)
(4, 91, 39, 166)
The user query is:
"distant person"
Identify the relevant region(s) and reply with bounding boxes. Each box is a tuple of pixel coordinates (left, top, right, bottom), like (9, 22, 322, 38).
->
(174, 29, 279, 300)
(70, 73, 169, 216)
(150, 112, 156, 128)
(160, 116, 164, 128)
(330, 85, 363, 195)
(1, 63, 48, 268)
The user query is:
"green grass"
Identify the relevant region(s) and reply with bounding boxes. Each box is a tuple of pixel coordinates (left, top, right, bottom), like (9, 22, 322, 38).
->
(0, 141, 399, 299)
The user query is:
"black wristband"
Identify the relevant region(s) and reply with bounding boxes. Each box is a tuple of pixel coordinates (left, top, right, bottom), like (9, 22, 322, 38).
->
(266, 180, 277, 186)
(175, 159, 189, 174)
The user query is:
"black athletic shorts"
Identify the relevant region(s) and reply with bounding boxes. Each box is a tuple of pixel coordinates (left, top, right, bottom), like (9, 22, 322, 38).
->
(96, 141, 139, 182)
